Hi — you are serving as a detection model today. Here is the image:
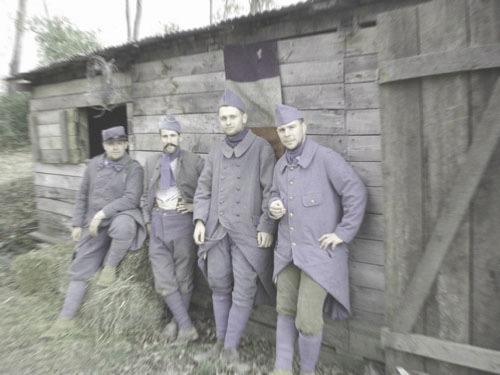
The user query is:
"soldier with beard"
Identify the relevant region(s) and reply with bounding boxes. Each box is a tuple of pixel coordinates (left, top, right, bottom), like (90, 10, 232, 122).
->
(142, 113, 204, 346)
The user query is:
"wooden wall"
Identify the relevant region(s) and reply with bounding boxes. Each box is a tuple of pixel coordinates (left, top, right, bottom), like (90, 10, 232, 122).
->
(27, 5, 391, 372)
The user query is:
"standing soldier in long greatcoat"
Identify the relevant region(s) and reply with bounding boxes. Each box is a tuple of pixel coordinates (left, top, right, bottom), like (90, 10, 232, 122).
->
(268, 104, 367, 375)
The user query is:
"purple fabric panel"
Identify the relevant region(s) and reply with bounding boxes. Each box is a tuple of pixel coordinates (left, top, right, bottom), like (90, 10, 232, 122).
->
(223, 40, 279, 82)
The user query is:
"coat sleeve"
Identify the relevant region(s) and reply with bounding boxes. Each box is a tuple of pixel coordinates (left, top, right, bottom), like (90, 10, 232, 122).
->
(325, 150, 367, 243)
(141, 156, 153, 225)
(102, 161, 144, 219)
(193, 151, 213, 224)
(258, 142, 278, 234)
(71, 163, 91, 227)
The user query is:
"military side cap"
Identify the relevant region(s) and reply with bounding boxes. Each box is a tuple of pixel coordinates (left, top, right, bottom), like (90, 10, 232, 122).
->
(159, 113, 181, 134)
(219, 88, 246, 113)
(102, 126, 127, 141)
(274, 104, 303, 127)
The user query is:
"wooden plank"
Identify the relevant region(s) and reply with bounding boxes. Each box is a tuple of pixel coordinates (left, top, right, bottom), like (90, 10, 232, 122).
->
(37, 197, 74, 217)
(349, 320, 385, 362)
(29, 113, 41, 162)
(31, 110, 60, 125)
(30, 88, 131, 111)
(303, 109, 345, 135)
(346, 109, 380, 135)
(308, 135, 347, 157)
(351, 161, 382, 187)
(282, 84, 344, 110)
(349, 238, 384, 266)
(39, 136, 62, 150)
(377, 5, 426, 373)
(34, 172, 83, 190)
(357, 213, 384, 241)
(38, 149, 64, 164)
(366, 186, 383, 215)
(345, 54, 378, 83)
(37, 124, 60, 137)
(381, 328, 500, 374)
(393, 77, 500, 333)
(469, 0, 500, 354)
(351, 285, 384, 315)
(379, 44, 500, 84)
(32, 73, 131, 99)
(36, 210, 72, 241)
(34, 162, 86, 176)
(350, 262, 384, 291)
(345, 26, 377, 57)
(134, 133, 224, 154)
(345, 82, 379, 109)
(35, 185, 77, 203)
(277, 32, 344, 63)
(132, 72, 225, 98)
(133, 114, 219, 134)
(280, 60, 344, 86)
(133, 91, 220, 116)
(132, 50, 224, 82)
(347, 135, 381, 162)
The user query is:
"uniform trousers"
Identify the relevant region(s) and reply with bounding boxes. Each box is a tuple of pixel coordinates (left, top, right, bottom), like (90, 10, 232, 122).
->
(70, 214, 137, 282)
(149, 208, 196, 297)
(276, 262, 328, 335)
(206, 233, 259, 308)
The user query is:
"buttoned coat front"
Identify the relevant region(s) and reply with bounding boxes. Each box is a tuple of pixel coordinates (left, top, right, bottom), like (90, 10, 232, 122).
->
(141, 149, 205, 225)
(72, 153, 146, 250)
(193, 130, 277, 301)
(270, 139, 367, 319)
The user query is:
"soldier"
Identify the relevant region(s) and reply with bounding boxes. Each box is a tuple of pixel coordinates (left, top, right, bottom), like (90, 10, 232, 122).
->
(42, 125, 146, 339)
(269, 104, 367, 375)
(193, 89, 277, 370)
(142, 113, 204, 346)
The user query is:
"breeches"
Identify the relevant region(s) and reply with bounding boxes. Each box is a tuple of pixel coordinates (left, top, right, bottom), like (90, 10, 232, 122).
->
(206, 234, 258, 307)
(149, 209, 196, 296)
(276, 262, 327, 335)
(70, 214, 137, 282)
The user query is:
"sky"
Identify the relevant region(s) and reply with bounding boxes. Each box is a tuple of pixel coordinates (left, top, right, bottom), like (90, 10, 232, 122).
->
(0, 0, 300, 85)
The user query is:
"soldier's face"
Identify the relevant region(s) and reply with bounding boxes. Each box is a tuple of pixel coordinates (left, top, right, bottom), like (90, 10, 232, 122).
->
(276, 120, 307, 150)
(103, 140, 128, 160)
(218, 106, 247, 136)
(160, 129, 181, 154)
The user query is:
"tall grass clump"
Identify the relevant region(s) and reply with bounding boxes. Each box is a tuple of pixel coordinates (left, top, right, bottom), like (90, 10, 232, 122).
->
(0, 91, 31, 149)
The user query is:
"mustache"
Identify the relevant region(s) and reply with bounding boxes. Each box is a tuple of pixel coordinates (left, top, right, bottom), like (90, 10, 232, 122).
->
(163, 143, 178, 150)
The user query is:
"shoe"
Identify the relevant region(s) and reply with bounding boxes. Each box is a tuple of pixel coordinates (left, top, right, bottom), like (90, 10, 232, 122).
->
(96, 266, 116, 287)
(220, 347, 251, 373)
(161, 321, 178, 342)
(170, 325, 198, 346)
(193, 339, 224, 363)
(271, 370, 293, 375)
(40, 317, 75, 339)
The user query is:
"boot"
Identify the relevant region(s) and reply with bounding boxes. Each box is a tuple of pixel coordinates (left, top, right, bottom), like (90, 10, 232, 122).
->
(170, 325, 198, 346)
(193, 339, 224, 363)
(212, 293, 231, 340)
(274, 314, 298, 372)
(40, 317, 75, 339)
(220, 347, 251, 374)
(298, 331, 323, 374)
(161, 320, 178, 342)
(96, 266, 116, 287)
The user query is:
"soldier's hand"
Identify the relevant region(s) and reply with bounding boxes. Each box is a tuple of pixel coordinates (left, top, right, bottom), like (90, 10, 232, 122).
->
(89, 210, 105, 237)
(177, 202, 193, 214)
(319, 233, 343, 251)
(71, 227, 82, 242)
(193, 220, 205, 245)
(269, 200, 286, 219)
(258, 232, 273, 248)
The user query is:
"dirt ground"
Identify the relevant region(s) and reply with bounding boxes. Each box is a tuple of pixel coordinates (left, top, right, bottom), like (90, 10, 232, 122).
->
(0, 148, 351, 375)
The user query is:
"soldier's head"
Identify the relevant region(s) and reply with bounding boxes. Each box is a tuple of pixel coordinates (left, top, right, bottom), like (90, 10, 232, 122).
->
(158, 113, 182, 154)
(102, 126, 128, 160)
(218, 88, 247, 137)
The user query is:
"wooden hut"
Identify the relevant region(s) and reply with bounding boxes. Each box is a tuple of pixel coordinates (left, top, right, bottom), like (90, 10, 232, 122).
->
(12, 0, 500, 373)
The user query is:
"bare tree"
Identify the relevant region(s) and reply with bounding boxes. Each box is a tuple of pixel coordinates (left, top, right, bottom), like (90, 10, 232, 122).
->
(126, 0, 143, 42)
(8, 0, 27, 93)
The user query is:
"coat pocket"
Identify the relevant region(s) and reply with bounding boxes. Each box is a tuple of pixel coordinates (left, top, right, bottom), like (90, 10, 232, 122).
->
(302, 191, 322, 207)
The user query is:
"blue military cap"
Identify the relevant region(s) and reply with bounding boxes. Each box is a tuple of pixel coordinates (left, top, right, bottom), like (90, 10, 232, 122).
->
(274, 104, 304, 127)
(102, 126, 128, 141)
(159, 113, 181, 134)
(219, 88, 247, 113)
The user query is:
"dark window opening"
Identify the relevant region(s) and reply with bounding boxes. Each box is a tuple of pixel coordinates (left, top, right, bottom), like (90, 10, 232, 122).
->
(87, 106, 127, 158)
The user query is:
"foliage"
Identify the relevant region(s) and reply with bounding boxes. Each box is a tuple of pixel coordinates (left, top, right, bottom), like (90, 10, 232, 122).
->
(164, 22, 181, 35)
(214, 0, 276, 22)
(29, 16, 102, 66)
(0, 92, 30, 149)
